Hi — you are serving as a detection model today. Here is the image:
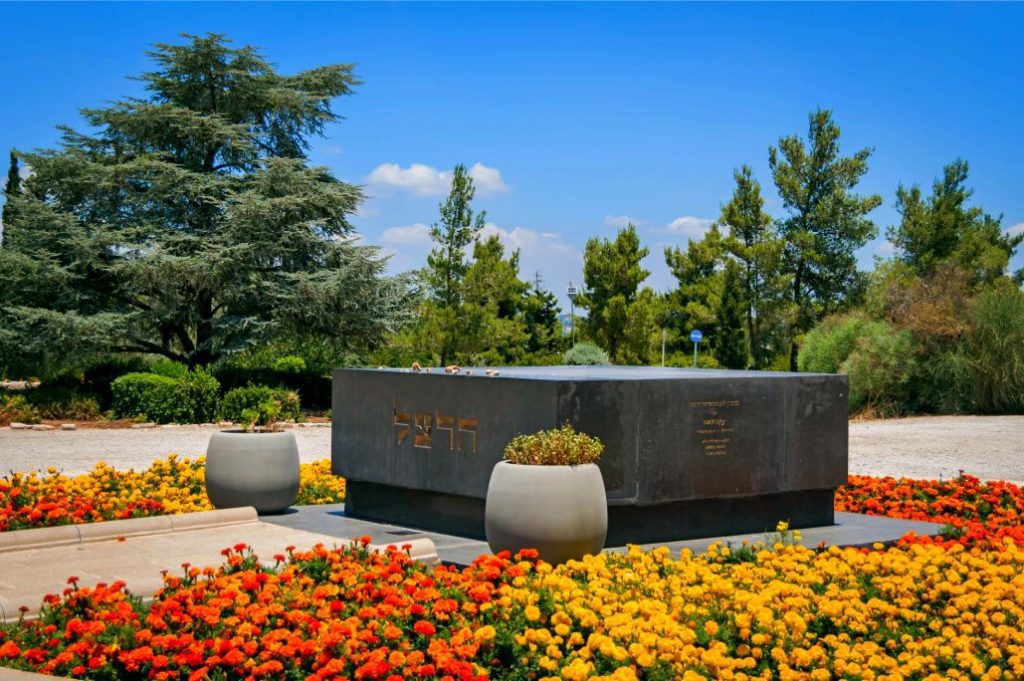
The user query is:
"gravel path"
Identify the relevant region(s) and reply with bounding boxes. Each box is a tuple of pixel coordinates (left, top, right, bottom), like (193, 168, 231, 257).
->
(847, 415, 1024, 483)
(1, 416, 1022, 481)
(0, 425, 333, 476)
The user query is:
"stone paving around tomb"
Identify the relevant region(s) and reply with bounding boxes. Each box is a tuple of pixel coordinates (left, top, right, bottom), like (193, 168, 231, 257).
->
(263, 503, 943, 567)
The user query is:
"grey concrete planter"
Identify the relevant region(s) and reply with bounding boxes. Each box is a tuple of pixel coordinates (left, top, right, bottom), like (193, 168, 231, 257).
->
(485, 461, 607, 564)
(205, 431, 300, 514)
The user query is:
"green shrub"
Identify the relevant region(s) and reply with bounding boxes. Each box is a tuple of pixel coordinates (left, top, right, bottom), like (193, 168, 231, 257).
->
(111, 371, 221, 423)
(665, 351, 721, 369)
(798, 313, 868, 374)
(177, 370, 221, 423)
(272, 355, 307, 373)
(944, 290, 1024, 414)
(111, 373, 180, 422)
(841, 321, 918, 416)
(150, 359, 189, 380)
(801, 314, 919, 415)
(79, 356, 151, 410)
(503, 424, 603, 466)
(35, 394, 102, 421)
(221, 385, 300, 423)
(10, 383, 104, 421)
(563, 343, 611, 366)
(0, 393, 41, 426)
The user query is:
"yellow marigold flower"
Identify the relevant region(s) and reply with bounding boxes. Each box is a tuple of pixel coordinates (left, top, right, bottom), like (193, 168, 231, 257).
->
(473, 625, 496, 643)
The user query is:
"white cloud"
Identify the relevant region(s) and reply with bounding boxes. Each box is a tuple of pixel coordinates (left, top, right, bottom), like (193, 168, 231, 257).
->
(368, 163, 448, 196)
(1006, 222, 1024, 237)
(367, 162, 508, 197)
(874, 239, 897, 257)
(467, 163, 509, 195)
(380, 223, 432, 245)
(373, 220, 583, 304)
(664, 216, 714, 241)
(602, 215, 647, 229)
(477, 223, 583, 296)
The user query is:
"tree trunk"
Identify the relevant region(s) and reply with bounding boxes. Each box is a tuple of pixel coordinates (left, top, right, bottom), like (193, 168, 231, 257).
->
(193, 294, 216, 367)
(789, 260, 804, 372)
(746, 261, 755, 369)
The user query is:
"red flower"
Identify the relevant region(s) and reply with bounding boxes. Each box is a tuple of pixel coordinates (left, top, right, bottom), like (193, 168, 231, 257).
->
(413, 620, 436, 637)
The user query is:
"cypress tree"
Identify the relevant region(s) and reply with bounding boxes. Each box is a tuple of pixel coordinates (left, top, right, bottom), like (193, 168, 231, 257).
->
(2, 150, 19, 230)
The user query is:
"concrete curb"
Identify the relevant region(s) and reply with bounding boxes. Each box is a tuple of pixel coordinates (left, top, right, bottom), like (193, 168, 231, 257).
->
(0, 667, 59, 680)
(368, 537, 439, 566)
(0, 507, 258, 554)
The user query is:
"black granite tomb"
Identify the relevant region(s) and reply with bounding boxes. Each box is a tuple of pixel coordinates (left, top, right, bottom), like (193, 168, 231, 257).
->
(332, 366, 848, 544)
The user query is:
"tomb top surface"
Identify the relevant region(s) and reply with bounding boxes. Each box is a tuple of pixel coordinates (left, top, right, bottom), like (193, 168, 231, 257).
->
(342, 365, 836, 381)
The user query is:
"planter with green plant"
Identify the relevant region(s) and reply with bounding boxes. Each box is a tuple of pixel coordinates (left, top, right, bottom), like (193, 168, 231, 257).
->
(204, 398, 300, 514)
(485, 424, 607, 564)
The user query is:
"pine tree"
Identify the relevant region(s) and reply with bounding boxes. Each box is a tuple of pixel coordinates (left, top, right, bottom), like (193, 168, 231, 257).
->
(578, 224, 652, 362)
(888, 159, 1022, 287)
(718, 165, 790, 368)
(714, 259, 749, 369)
(664, 224, 725, 352)
(423, 164, 486, 366)
(521, 278, 564, 363)
(460, 234, 529, 365)
(770, 109, 882, 370)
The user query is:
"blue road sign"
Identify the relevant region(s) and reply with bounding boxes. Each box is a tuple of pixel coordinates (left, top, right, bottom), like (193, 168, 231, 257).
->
(690, 329, 703, 344)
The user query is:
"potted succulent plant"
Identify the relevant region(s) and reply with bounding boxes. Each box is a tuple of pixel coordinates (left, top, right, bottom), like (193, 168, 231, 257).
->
(205, 398, 299, 514)
(485, 424, 607, 564)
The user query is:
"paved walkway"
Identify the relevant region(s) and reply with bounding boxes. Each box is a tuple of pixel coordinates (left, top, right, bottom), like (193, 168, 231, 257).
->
(2, 415, 1023, 481)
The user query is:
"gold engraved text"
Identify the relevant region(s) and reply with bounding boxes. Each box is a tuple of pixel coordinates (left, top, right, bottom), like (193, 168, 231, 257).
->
(393, 407, 478, 454)
(394, 411, 411, 445)
(458, 417, 478, 452)
(690, 399, 741, 456)
(414, 413, 433, 449)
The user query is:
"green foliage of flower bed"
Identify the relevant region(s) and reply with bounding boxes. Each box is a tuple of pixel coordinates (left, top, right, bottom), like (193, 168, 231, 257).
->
(503, 424, 603, 466)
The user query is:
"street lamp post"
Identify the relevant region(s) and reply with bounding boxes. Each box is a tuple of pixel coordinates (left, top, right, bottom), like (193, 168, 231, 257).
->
(566, 282, 579, 347)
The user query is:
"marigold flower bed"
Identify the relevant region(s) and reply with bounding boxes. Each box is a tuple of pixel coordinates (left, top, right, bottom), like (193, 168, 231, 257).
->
(2, 540, 1023, 680)
(0, 456, 344, 532)
(836, 473, 1024, 549)
(3, 458, 1024, 678)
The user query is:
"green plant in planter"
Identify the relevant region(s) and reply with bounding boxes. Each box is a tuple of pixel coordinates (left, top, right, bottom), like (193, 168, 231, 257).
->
(241, 399, 283, 432)
(221, 386, 301, 422)
(503, 424, 603, 466)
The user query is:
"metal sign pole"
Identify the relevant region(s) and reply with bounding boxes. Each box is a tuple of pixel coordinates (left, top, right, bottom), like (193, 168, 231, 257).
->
(689, 329, 703, 368)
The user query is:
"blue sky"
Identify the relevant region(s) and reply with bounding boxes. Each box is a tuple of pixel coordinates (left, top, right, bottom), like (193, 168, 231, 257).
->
(2, 2, 1022, 306)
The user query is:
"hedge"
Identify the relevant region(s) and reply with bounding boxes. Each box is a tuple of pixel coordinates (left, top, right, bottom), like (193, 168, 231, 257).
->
(111, 371, 220, 424)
